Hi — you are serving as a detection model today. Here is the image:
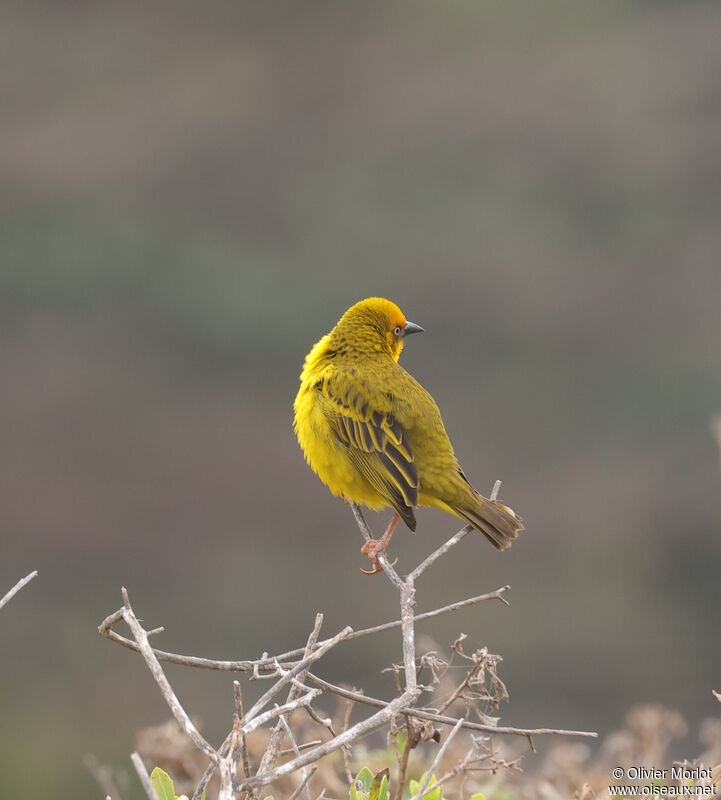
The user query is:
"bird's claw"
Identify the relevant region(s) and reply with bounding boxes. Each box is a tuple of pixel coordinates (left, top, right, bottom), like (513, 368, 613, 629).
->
(359, 556, 398, 575)
(360, 539, 398, 575)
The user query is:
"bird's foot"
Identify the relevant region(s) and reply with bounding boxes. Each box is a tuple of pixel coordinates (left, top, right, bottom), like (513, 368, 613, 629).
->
(359, 539, 398, 575)
(359, 511, 401, 575)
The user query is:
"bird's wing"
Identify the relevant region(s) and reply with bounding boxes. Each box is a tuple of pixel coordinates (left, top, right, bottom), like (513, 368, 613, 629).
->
(323, 368, 418, 529)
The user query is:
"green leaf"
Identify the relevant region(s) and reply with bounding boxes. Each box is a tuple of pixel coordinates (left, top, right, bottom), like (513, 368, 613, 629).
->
(351, 766, 375, 799)
(408, 772, 441, 800)
(150, 767, 176, 800)
(469, 794, 486, 800)
(369, 768, 390, 800)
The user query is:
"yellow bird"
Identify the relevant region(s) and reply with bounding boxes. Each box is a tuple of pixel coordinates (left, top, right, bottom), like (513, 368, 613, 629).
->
(293, 297, 524, 573)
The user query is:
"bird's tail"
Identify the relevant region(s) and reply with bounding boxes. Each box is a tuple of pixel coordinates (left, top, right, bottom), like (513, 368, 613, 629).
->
(451, 496, 524, 550)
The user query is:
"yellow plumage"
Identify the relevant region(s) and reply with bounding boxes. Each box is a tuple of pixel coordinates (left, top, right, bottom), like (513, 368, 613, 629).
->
(293, 297, 524, 550)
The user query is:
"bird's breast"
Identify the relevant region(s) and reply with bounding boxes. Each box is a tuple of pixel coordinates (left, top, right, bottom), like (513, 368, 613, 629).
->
(293, 379, 387, 509)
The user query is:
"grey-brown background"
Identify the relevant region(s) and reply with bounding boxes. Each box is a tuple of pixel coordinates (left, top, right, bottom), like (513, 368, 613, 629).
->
(2, 1, 720, 796)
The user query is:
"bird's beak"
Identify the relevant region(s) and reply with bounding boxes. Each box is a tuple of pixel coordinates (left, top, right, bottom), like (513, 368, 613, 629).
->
(402, 320, 425, 337)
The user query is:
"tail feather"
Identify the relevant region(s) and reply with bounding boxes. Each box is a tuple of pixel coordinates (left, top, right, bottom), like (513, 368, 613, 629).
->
(451, 497, 524, 551)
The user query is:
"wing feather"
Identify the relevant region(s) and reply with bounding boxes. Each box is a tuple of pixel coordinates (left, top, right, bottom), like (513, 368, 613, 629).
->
(323, 369, 418, 529)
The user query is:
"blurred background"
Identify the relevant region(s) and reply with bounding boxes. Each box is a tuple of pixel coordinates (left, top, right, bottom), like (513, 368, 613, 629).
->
(2, 1, 720, 796)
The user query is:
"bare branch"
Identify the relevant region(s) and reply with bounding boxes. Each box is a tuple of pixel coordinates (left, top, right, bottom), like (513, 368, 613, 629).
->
(408, 528, 473, 582)
(99, 587, 509, 673)
(121, 588, 218, 763)
(305, 674, 597, 739)
(217, 756, 234, 800)
(407, 481, 501, 582)
(0, 570, 38, 612)
(130, 752, 158, 800)
(233, 681, 251, 783)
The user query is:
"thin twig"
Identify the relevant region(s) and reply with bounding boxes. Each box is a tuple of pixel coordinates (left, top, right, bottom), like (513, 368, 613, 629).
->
(408, 527, 473, 582)
(408, 717, 465, 800)
(305, 674, 597, 739)
(288, 766, 318, 800)
(242, 691, 321, 735)
(279, 740, 323, 757)
(256, 614, 324, 775)
(279, 714, 313, 800)
(242, 621, 350, 727)
(193, 755, 222, 800)
(408, 481, 501, 581)
(0, 571, 38, 612)
(394, 716, 419, 800)
(340, 697, 355, 785)
(226, 716, 242, 800)
(121, 588, 218, 762)
(84, 753, 124, 800)
(130, 752, 158, 800)
(437, 660, 483, 715)
(302, 703, 334, 732)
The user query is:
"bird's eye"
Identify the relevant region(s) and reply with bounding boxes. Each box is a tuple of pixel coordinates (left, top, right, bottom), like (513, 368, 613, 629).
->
(393, 325, 402, 337)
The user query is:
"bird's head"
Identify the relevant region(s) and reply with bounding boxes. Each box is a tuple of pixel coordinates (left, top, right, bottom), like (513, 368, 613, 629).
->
(333, 297, 424, 361)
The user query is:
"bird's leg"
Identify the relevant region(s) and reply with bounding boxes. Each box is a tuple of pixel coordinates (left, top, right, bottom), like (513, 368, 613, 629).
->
(360, 512, 400, 575)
